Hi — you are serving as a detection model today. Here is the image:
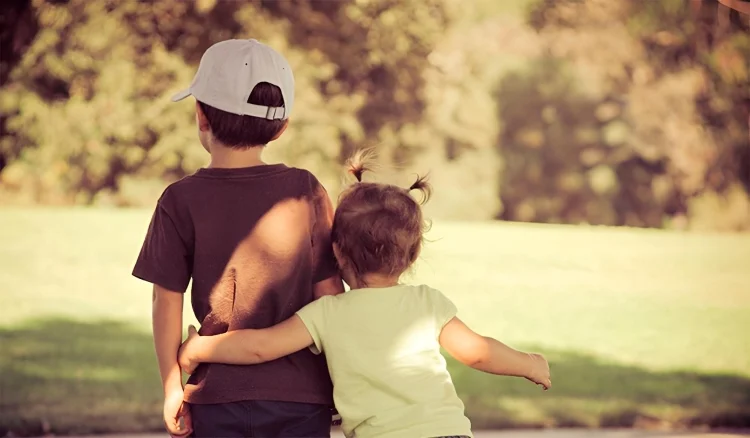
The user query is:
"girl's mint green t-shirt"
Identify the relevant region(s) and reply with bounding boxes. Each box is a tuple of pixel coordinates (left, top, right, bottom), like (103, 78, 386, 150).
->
(296, 284, 473, 438)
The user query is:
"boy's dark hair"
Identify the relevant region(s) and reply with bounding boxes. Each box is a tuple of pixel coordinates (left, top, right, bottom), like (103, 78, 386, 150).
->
(198, 82, 287, 148)
(332, 151, 431, 283)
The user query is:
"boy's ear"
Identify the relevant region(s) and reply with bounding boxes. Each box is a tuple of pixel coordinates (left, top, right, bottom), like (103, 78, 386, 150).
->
(195, 101, 211, 132)
(271, 119, 289, 141)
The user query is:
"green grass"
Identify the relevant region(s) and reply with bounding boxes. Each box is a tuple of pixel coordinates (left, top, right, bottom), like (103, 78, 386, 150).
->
(1, 208, 749, 435)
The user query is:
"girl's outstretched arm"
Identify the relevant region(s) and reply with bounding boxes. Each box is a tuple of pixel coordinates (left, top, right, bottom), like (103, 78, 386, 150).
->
(178, 316, 313, 374)
(439, 317, 551, 390)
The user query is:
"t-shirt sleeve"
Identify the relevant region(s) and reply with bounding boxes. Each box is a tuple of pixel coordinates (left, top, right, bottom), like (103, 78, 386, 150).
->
(132, 194, 193, 293)
(430, 288, 458, 329)
(295, 297, 330, 355)
(309, 175, 339, 283)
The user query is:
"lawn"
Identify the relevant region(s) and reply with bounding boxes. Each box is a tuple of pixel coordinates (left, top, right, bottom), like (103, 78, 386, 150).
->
(1, 208, 749, 435)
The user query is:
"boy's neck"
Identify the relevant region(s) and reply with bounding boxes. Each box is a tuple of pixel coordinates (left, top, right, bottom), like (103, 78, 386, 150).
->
(208, 143, 265, 169)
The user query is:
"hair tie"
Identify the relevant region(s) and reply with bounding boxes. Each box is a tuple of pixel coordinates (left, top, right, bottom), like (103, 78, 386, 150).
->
(347, 149, 376, 182)
(406, 174, 432, 204)
(351, 166, 365, 182)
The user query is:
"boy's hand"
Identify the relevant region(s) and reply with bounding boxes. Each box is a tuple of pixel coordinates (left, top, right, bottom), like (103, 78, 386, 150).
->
(178, 325, 200, 375)
(163, 388, 192, 437)
(525, 353, 551, 390)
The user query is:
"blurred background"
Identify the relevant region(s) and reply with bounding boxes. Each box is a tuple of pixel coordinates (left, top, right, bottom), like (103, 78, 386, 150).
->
(1, 0, 749, 436)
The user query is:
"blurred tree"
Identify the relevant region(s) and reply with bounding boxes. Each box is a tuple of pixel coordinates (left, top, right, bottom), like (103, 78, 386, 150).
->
(0, 0, 450, 204)
(498, 0, 750, 229)
(1, 0, 195, 204)
(630, 0, 750, 195)
(0, 0, 38, 175)
(0, 0, 38, 87)
(2, 0, 747, 230)
(624, 0, 750, 230)
(406, 0, 538, 220)
(495, 56, 626, 225)
(258, 0, 449, 165)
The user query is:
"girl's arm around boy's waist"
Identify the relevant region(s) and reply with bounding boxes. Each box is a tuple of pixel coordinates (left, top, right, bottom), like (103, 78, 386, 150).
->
(178, 315, 314, 373)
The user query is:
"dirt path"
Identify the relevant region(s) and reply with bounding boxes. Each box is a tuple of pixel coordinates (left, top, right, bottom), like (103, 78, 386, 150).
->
(60, 429, 750, 438)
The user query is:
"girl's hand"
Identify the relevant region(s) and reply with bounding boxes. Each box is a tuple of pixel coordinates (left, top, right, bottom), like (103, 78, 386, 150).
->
(525, 353, 551, 390)
(178, 325, 201, 375)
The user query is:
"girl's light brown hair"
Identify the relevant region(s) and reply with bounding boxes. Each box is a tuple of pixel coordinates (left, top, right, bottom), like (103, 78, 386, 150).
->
(331, 151, 431, 283)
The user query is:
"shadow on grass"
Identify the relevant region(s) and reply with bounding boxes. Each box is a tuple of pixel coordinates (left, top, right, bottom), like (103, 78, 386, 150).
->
(2, 318, 750, 436)
(0, 318, 163, 436)
(448, 349, 750, 430)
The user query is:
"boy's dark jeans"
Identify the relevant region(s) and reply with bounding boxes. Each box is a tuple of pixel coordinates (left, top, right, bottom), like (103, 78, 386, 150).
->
(190, 400, 331, 438)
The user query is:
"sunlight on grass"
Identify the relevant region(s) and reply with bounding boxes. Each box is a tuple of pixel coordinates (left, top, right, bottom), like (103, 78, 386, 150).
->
(416, 222, 750, 376)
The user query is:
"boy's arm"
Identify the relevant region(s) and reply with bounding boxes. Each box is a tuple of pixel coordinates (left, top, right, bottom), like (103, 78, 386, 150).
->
(153, 285, 185, 394)
(310, 175, 344, 298)
(133, 191, 194, 437)
(439, 317, 551, 390)
(152, 284, 192, 436)
(179, 315, 314, 372)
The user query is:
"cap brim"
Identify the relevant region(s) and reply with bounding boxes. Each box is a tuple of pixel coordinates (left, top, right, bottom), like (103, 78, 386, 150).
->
(171, 89, 192, 102)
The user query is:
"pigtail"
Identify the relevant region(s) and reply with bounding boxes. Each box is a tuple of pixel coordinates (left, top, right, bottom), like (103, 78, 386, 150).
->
(408, 174, 432, 205)
(346, 148, 377, 182)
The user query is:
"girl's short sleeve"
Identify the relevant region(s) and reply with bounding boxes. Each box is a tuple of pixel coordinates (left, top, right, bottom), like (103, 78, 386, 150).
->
(296, 296, 332, 355)
(429, 288, 458, 329)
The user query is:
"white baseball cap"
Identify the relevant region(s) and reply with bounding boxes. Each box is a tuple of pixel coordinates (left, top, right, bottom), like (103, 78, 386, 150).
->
(171, 39, 294, 120)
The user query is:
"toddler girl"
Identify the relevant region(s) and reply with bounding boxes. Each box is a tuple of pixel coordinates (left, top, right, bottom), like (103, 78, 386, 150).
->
(178, 154, 551, 438)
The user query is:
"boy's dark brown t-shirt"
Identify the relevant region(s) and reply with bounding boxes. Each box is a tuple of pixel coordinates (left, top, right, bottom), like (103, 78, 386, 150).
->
(133, 164, 337, 405)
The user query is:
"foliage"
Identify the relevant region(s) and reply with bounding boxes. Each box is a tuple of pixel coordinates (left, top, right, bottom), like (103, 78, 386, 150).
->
(504, 0, 750, 229)
(0, 0, 748, 230)
(0, 0, 449, 204)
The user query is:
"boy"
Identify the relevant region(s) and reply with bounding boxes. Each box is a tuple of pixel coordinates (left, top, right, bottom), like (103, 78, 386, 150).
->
(132, 39, 343, 438)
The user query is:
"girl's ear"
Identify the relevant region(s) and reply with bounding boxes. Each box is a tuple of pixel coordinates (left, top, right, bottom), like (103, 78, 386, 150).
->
(332, 243, 345, 269)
